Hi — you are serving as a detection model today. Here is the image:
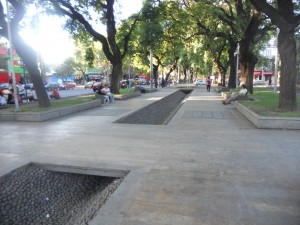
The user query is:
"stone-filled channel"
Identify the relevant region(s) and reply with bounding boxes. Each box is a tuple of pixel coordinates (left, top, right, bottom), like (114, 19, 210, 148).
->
(115, 89, 193, 125)
(0, 164, 123, 225)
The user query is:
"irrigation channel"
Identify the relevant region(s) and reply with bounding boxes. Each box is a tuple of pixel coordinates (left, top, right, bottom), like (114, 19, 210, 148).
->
(115, 89, 193, 125)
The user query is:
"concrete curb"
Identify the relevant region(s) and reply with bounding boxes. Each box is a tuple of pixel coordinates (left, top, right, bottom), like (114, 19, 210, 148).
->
(0, 100, 102, 122)
(235, 101, 300, 130)
(115, 91, 141, 100)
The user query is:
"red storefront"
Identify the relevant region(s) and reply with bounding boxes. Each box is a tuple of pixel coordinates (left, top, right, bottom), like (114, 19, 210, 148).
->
(0, 45, 22, 84)
(254, 69, 274, 81)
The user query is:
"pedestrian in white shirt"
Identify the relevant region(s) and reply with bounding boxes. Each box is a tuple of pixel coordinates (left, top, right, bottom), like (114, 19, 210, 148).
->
(100, 84, 114, 102)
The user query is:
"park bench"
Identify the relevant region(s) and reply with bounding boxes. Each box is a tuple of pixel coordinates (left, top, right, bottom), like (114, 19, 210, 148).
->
(94, 94, 109, 103)
(215, 87, 230, 93)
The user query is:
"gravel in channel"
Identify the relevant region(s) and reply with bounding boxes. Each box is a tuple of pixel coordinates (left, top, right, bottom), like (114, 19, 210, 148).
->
(0, 164, 122, 225)
(115, 89, 192, 125)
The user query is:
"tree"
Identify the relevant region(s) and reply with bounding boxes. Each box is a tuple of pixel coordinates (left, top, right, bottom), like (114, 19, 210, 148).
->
(250, 0, 299, 112)
(0, 0, 50, 107)
(231, 0, 274, 94)
(181, 0, 238, 88)
(55, 57, 76, 79)
(44, 0, 138, 94)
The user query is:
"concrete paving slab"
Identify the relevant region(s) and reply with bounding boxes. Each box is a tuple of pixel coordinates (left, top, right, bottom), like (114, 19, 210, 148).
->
(1, 86, 300, 225)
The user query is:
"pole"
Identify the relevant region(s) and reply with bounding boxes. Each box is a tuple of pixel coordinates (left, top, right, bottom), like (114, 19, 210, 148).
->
(6, 0, 19, 111)
(150, 49, 153, 90)
(236, 43, 239, 88)
(177, 66, 180, 84)
(128, 51, 131, 80)
(274, 29, 279, 95)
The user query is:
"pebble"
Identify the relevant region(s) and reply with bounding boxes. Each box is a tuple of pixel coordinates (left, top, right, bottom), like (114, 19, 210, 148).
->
(0, 165, 122, 225)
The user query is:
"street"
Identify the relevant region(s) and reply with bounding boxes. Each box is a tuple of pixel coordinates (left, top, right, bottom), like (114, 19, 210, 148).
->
(47, 86, 95, 98)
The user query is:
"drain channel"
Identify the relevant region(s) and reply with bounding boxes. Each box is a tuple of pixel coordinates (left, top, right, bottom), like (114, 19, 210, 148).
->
(115, 89, 193, 125)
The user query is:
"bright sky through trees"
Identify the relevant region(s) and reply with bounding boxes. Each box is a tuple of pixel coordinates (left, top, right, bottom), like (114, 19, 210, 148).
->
(21, 0, 143, 65)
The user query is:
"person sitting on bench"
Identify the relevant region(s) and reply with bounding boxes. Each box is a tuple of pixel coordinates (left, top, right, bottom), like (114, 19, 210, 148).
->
(100, 84, 114, 102)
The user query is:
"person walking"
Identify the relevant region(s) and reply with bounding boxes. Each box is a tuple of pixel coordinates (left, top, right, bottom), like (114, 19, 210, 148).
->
(206, 76, 212, 92)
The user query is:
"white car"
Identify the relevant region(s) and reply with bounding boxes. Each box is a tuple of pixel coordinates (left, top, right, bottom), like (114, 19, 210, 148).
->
(253, 80, 266, 86)
(194, 80, 206, 86)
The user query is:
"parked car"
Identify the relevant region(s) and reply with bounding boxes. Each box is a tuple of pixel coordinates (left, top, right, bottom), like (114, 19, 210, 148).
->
(253, 80, 267, 86)
(0, 83, 9, 89)
(194, 80, 206, 86)
(59, 81, 76, 90)
(84, 81, 94, 89)
(45, 82, 59, 91)
(91, 82, 104, 92)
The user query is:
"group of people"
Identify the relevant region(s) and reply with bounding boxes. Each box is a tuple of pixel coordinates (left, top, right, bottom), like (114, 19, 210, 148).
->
(97, 84, 114, 102)
(204, 77, 248, 104)
(0, 83, 62, 107)
(0, 86, 22, 106)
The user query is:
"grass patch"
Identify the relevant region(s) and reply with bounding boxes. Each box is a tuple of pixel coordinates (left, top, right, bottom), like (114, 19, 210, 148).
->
(119, 88, 136, 94)
(240, 88, 300, 117)
(15, 94, 97, 112)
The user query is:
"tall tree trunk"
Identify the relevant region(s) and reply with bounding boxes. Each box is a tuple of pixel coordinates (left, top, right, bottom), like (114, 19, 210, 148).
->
(228, 51, 237, 88)
(278, 30, 297, 111)
(183, 69, 187, 83)
(249, 0, 298, 112)
(239, 11, 262, 94)
(110, 61, 122, 93)
(1, 1, 50, 107)
(13, 40, 51, 107)
(240, 53, 257, 94)
(153, 65, 159, 88)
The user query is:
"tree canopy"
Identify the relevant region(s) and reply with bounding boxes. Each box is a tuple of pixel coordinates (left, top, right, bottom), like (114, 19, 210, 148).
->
(0, 0, 298, 112)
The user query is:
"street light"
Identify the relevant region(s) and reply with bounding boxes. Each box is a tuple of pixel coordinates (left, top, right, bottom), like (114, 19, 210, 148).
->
(6, 0, 19, 111)
(274, 29, 279, 95)
(235, 43, 240, 88)
(150, 49, 153, 90)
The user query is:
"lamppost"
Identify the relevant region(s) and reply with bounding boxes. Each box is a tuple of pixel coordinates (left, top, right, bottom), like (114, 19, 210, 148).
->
(235, 43, 240, 88)
(274, 29, 279, 95)
(150, 49, 153, 90)
(6, 0, 19, 111)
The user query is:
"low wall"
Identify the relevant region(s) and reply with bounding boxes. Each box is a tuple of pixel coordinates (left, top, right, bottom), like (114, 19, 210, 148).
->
(0, 100, 102, 122)
(114, 91, 141, 100)
(235, 102, 300, 130)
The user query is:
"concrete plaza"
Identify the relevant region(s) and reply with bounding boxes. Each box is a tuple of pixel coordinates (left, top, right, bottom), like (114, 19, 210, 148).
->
(0, 87, 300, 225)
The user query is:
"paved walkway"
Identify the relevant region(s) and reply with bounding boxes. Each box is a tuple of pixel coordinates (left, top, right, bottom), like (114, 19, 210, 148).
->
(1, 86, 300, 225)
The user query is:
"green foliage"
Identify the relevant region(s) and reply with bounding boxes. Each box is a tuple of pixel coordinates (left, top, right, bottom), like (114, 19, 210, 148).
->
(55, 57, 76, 78)
(85, 47, 95, 67)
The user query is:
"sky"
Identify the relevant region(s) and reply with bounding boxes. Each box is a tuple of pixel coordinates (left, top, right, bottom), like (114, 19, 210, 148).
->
(21, 0, 144, 65)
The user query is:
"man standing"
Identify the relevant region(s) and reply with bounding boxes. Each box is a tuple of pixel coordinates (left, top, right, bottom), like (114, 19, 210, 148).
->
(206, 76, 212, 92)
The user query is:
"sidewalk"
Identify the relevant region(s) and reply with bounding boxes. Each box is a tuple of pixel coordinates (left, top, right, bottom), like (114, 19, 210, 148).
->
(1, 86, 300, 225)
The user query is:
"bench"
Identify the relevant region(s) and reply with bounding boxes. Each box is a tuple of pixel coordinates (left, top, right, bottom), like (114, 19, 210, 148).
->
(94, 94, 109, 103)
(215, 87, 230, 93)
